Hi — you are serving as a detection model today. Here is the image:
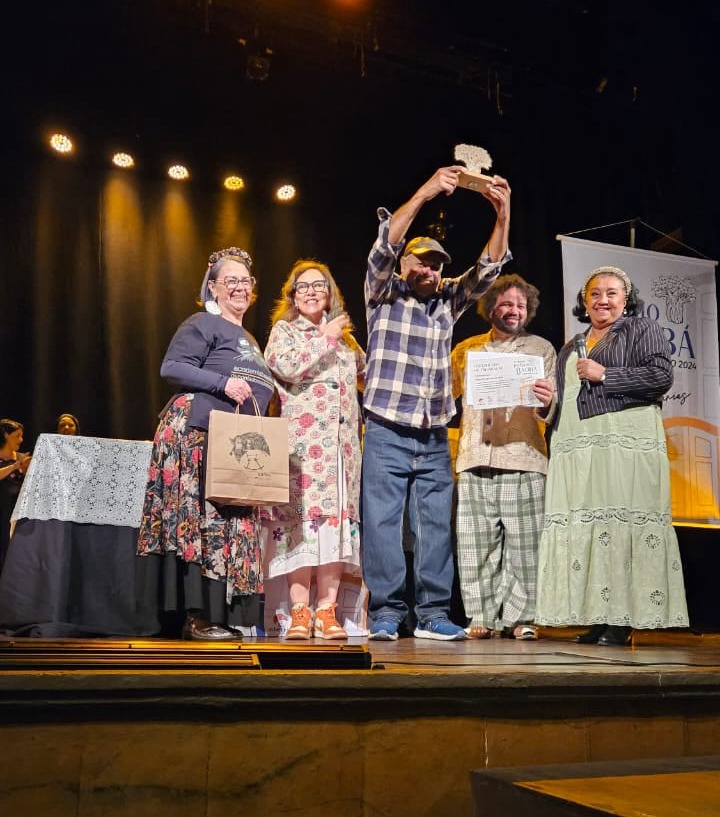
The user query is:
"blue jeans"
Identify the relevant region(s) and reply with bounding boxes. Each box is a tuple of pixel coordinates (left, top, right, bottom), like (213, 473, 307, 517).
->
(361, 415, 455, 625)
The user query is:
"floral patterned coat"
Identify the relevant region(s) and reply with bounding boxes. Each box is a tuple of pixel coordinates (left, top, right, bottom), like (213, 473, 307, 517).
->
(264, 316, 365, 524)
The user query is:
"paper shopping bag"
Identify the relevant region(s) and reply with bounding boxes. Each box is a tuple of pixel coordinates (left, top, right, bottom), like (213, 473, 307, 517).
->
(205, 401, 289, 506)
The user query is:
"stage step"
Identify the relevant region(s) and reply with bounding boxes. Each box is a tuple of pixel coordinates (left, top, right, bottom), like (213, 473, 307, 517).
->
(0, 637, 372, 670)
(472, 755, 720, 817)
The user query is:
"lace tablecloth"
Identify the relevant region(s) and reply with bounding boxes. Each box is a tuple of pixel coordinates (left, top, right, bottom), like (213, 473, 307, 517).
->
(12, 434, 152, 528)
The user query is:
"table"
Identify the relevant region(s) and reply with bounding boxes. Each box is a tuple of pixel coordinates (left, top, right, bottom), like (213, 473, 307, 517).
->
(0, 434, 161, 637)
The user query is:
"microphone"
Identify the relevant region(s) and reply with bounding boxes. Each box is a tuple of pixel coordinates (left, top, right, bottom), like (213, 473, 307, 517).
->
(573, 333, 590, 390)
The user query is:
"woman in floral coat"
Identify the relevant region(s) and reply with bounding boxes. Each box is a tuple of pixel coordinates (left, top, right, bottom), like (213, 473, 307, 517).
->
(264, 259, 365, 639)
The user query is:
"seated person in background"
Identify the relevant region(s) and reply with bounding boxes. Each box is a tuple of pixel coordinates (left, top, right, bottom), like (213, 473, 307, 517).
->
(0, 419, 32, 571)
(55, 413, 80, 435)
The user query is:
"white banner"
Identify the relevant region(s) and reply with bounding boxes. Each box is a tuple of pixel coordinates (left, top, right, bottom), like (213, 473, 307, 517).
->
(559, 235, 720, 528)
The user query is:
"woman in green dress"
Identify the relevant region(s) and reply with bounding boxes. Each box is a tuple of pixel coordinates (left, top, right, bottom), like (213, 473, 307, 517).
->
(535, 266, 688, 646)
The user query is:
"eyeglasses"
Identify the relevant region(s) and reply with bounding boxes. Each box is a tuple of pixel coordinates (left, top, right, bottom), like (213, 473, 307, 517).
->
(295, 280, 329, 294)
(217, 276, 256, 290)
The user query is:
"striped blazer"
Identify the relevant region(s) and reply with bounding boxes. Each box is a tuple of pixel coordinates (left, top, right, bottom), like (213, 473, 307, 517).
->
(554, 316, 673, 424)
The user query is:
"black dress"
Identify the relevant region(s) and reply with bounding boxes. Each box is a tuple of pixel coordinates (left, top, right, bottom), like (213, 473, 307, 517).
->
(0, 459, 24, 573)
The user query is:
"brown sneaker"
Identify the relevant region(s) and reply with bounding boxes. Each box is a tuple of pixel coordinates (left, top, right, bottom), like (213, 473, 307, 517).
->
(285, 603, 312, 640)
(314, 603, 348, 640)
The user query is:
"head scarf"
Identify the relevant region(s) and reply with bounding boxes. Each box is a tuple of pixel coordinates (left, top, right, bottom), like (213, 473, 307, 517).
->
(581, 265, 633, 300)
(199, 247, 253, 312)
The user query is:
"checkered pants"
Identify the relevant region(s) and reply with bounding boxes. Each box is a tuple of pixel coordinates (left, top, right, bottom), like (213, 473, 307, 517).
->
(456, 468, 545, 629)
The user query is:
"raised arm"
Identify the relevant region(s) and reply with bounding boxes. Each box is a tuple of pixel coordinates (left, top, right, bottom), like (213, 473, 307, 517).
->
(480, 175, 511, 263)
(386, 166, 465, 245)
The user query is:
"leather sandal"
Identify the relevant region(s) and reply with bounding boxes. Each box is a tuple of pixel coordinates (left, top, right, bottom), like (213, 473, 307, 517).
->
(465, 625, 493, 639)
(500, 624, 538, 640)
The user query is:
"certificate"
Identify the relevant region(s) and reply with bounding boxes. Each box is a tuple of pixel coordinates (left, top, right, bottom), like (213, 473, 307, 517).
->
(465, 352, 544, 409)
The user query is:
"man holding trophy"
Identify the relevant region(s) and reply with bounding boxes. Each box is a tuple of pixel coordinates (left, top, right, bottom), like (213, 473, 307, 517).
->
(361, 160, 512, 641)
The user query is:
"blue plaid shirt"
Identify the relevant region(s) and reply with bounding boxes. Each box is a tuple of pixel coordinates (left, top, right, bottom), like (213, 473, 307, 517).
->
(364, 208, 510, 428)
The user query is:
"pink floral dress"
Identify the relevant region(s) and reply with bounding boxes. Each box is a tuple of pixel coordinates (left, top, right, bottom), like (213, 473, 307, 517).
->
(262, 316, 365, 578)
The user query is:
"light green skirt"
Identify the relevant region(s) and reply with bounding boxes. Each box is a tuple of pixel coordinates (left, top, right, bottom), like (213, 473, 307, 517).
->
(535, 360, 689, 629)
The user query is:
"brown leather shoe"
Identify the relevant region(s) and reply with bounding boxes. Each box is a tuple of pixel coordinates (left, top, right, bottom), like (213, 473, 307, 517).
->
(182, 615, 235, 641)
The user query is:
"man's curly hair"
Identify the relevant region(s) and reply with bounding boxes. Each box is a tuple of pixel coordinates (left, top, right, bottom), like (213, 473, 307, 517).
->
(476, 273, 540, 326)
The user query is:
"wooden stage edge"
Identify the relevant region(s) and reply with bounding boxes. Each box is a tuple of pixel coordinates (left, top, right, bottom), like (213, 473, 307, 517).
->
(0, 627, 719, 706)
(1, 629, 719, 817)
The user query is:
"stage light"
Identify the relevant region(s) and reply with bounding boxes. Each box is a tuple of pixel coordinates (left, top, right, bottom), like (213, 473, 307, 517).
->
(112, 152, 135, 169)
(246, 53, 271, 81)
(275, 184, 297, 203)
(333, 0, 372, 9)
(239, 28, 273, 82)
(168, 164, 190, 181)
(224, 175, 245, 191)
(49, 133, 73, 154)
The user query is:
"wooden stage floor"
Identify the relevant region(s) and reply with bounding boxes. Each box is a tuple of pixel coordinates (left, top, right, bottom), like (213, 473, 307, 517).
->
(0, 626, 719, 698)
(361, 627, 720, 677)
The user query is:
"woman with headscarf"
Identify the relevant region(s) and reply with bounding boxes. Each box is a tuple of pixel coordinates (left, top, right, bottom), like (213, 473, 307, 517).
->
(137, 247, 275, 640)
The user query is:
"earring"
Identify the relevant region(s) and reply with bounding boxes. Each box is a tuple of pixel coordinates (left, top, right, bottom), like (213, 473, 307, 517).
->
(205, 299, 222, 315)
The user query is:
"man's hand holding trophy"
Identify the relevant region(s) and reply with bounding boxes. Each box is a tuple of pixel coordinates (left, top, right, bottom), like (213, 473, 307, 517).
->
(455, 143, 496, 194)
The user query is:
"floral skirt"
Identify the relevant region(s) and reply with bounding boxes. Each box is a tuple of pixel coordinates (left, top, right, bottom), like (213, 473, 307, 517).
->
(137, 394, 263, 602)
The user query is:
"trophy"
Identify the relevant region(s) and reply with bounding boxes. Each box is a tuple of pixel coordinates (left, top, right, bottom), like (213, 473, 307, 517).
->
(454, 144, 495, 193)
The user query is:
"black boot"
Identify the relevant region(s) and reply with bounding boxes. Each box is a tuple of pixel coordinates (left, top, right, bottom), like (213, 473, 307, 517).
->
(574, 624, 608, 644)
(598, 625, 632, 646)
